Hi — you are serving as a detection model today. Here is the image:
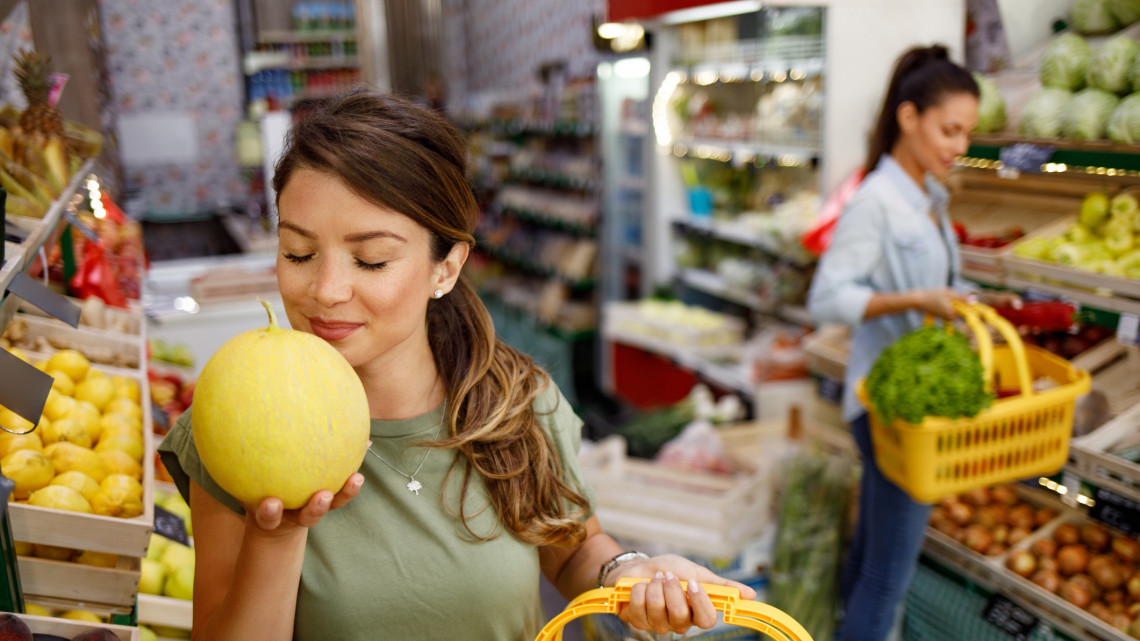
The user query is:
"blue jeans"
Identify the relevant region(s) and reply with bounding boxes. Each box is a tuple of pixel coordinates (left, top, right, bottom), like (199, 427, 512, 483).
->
(837, 414, 932, 641)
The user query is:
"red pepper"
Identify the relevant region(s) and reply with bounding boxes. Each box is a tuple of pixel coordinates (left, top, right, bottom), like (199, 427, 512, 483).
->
(994, 302, 1076, 331)
(953, 221, 969, 244)
(963, 226, 1025, 249)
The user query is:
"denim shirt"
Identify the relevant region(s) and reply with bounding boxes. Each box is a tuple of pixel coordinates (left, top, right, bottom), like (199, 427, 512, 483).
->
(808, 155, 972, 422)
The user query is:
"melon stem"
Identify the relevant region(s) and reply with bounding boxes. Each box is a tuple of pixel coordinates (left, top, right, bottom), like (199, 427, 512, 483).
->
(257, 297, 280, 331)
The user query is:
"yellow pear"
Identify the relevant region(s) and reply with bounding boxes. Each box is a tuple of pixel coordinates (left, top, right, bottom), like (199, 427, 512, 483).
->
(90, 484, 143, 518)
(95, 434, 144, 462)
(75, 550, 119, 568)
(44, 442, 109, 482)
(104, 397, 142, 422)
(75, 376, 114, 412)
(41, 416, 92, 449)
(28, 484, 92, 514)
(1, 449, 54, 499)
(50, 470, 101, 503)
(111, 376, 141, 403)
(23, 603, 49, 617)
(67, 400, 102, 442)
(33, 544, 75, 562)
(0, 432, 43, 459)
(43, 390, 75, 422)
(46, 349, 89, 383)
(97, 449, 142, 480)
(46, 370, 74, 397)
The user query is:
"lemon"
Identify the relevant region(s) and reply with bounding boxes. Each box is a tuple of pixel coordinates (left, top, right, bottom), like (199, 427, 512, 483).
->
(75, 550, 119, 568)
(6, 347, 29, 363)
(41, 416, 92, 449)
(0, 432, 43, 458)
(33, 544, 75, 562)
(43, 390, 75, 422)
(0, 406, 46, 435)
(67, 400, 102, 442)
(97, 449, 142, 480)
(44, 442, 109, 483)
(45, 372, 75, 398)
(13, 540, 33, 556)
(28, 485, 92, 513)
(111, 376, 141, 403)
(104, 397, 142, 422)
(95, 434, 144, 462)
(84, 368, 107, 381)
(101, 473, 143, 498)
(50, 470, 101, 503)
(2, 449, 55, 499)
(24, 603, 48, 617)
(32, 360, 48, 372)
(75, 376, 114, 412)
(60, 610, 103, 623)
(91, 484, 143, 518)
(46, 349, 89, 383)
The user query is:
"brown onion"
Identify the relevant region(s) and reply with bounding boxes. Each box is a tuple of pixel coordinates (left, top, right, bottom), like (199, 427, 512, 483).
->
(1083, 524, 1112, 552)
(1112, 536, 1140, 564)
(1055, 523, 1081, 546)
(991, 485, 1019, 506)
(1071, 574, 1101, 600)
(1092, 560, 1126, 591)
(1127, 572, 1140, 600)
(1105, 589, 1126, 605)
(1008, 505, 1036, 530)
(961, 488, 991, 506)
(1036, 508, 1059, 527)
(1063, 580, 1093, 608)
(1127, 602, 1140, 618)
(1032, 538, 1058, 558)
(986, 542, 1008, 557)
(992, 524, 1010, 545)
(1008, 550, 1037, 577)
(1058, 545, 1091, 576)
(1031, 568, 1062, 593)
(1089, 602, 1113, 622)
(948, 502, 974, 526)
(965, 524, 995, 554)
(1039, 557, 1059, 573)
(1108, 613, 1131, 632)
(1009, 526, 1033, 546)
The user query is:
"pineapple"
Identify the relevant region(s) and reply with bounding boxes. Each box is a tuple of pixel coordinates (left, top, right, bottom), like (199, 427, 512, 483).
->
(13, 49, 64, 140)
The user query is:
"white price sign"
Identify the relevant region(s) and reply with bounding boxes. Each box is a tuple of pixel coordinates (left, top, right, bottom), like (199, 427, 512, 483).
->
(1118, 313, 1140, 346)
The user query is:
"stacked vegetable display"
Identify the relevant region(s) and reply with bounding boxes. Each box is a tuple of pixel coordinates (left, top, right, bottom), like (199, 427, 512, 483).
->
(1013, 191, 1140, 277)
(930, 485, 1058, 557)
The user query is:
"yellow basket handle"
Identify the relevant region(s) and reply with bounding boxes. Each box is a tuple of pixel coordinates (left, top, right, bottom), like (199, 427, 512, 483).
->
(534, 577, 815, 641)
(925, 301, 1034, 398)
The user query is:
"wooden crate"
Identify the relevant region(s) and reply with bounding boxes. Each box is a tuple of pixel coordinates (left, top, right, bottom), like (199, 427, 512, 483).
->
(18, 553, 141, 612)
(14, 611, 141, 640)
(802, 323, 849, 382)
(2, 313, 144, 372)
(16, 296, 144, 335)
(580, 435, 773, 559)
(138, 593, 193, 631)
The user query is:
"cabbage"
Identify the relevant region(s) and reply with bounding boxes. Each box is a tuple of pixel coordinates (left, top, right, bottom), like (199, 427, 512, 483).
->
(1089, 35, 1140, 94)
(1074, 0, 1121, 34)
(1108, 0, 1140, 24)
(972, 73, 1006, 133)
(1063, 88, 1121, 140)
(1107, 93, 1140, 142)
(1041, 33, 1092, 90)
(1019, 88, 1073, 138)
(1130, 54, 1140, 92)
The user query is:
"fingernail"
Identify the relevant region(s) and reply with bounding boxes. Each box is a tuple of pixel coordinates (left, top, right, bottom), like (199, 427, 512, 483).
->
(665, 571, 676, 581)
(318, 495, 331, 509)
(689, 580, 700, 594)
(265, 502, 280, 517)
(654, 571, 664, 581)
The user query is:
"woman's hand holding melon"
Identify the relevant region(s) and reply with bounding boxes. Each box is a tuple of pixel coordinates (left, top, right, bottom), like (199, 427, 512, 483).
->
(245, 473, 365, 537)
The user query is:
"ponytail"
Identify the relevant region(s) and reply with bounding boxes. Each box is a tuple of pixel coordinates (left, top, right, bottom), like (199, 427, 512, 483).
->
(866, 45, 979, 172)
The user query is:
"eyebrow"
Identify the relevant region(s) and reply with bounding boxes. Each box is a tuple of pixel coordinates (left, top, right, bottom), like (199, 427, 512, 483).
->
(279, 221, 407, 243)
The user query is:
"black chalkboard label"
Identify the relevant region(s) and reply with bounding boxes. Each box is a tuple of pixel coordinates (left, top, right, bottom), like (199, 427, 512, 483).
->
(999, 143, 1054, 174)
(983, 593, 1038, 641)
(154, 505, 190, 546)
(1089, 487, 1140, 538)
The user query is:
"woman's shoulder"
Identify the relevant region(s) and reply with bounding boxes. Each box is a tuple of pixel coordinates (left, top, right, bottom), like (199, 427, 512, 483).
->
(530, 378, 582, 436)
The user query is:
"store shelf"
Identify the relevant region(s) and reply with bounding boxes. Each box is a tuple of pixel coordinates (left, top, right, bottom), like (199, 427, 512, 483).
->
(603, 325, 753, 399)
(671, 137, 819, 164)
(460, 119, 597, 138)
(673, 35, 825, 74)
(498, 204, 596, 237)
(478, 289, 596, 341)
(1005, 274, 1140, 318)
(257, 29, 356, 44)
(244, 52, 358, 74)
(672, 218, 813, 266)
(220, 213, 277, 254)
(474, 237, 595, 290)
(504, 169, 596, 191)
(967, 136, 1140, 175)
(678, 267, 761, 309)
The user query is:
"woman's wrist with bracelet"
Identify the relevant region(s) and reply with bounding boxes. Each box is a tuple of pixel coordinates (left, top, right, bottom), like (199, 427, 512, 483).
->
(596, 551, 650, 588)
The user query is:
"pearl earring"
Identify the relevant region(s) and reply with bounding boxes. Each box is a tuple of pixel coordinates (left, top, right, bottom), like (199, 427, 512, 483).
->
(433, 289, 444, 299)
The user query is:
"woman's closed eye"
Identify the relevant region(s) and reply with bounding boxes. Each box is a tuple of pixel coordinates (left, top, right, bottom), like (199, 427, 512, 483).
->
(282, 252, 313, 264)
(282, 253, 386, 271)
(354, 258, 387, 271)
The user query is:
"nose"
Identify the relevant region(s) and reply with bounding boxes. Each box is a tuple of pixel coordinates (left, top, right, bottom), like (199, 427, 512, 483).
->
(953, 132, 970, 157)
(309, 257, 352, 307)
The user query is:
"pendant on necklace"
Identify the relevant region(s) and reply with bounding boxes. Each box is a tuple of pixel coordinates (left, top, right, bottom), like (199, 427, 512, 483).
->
(406, 478, 423, 495)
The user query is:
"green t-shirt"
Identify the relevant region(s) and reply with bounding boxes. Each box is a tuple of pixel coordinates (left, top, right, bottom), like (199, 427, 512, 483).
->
(158, 383, 595, 641)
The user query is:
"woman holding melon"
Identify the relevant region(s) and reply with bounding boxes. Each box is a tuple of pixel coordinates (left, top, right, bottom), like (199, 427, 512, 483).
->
(158, 90, 750, 640)
(808, 46, 1020, 641)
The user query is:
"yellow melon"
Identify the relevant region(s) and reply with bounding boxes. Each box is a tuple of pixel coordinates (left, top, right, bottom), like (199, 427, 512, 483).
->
(193, 299, 369, 509)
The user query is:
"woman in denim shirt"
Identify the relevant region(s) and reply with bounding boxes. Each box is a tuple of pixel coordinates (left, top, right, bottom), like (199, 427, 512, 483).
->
(808, 45, 1020, 641)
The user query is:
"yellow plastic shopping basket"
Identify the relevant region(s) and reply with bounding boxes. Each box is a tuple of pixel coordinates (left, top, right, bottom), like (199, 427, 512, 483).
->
(856, 301, 1091, 503)
(535, 577, 814, 641)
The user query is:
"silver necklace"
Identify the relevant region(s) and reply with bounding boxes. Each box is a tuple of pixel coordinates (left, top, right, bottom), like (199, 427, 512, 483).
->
(366, 413, 445, 496)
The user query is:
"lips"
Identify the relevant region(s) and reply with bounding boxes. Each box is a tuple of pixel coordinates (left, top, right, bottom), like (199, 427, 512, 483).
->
(308, 318, 363, 341)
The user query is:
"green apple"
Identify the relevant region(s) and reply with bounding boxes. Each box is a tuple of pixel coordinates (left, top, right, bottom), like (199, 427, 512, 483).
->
(138, 625, 159, 641)
(162, 494, 193, 537)
(159, 541, 195, 575)
(164, 564, 194, 601)
(139, 558, 165, 595)
(1081, 192, 1110, 231)
(1110, 193, 1139, 221)
(1104, 217, 1135, 256)
(146, 533, 170, 562)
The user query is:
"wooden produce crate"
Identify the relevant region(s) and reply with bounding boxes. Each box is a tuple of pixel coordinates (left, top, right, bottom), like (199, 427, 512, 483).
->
(138, 593, 193, 632)
(580, 435, 773, 559)
(12, 612, 140, 640)
(946, 171, 1090, 286)
(1071, 398, 1140, 505)
(802, 323, 849, 382)
(16, 296, 144, 335)
(2, 313, 145, 372)
(17, 554, 141, 613)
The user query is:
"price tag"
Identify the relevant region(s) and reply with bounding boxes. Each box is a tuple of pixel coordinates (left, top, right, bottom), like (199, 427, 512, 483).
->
(999, 143, 1054, 176)
(153, 505, 190, 546)
(1118, 313, 1139, 347)
(1089, 487, 1140, 537)
(983, 593, 1039, 641)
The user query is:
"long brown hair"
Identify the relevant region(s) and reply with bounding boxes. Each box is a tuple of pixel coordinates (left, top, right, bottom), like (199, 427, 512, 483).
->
(272, 90, 589, 547)
(866, 45, 979, 172)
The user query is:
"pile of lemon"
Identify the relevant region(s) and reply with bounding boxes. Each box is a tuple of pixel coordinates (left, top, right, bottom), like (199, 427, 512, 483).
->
(1, 347, 146, 521)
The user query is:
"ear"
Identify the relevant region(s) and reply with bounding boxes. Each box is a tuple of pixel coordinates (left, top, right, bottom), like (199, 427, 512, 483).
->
(432, 242, 470, 295)
(896, 101, 920, 135)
